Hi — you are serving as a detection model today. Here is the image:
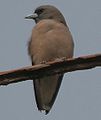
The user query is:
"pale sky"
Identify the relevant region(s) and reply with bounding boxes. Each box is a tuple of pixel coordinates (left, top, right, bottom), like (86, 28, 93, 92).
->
(0, 0, 101, 120)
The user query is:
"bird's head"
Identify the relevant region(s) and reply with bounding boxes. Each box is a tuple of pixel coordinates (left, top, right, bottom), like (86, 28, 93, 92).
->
(25, 5, 67, 26)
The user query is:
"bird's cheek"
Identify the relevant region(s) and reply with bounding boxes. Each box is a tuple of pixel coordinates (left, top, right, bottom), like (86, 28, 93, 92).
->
(35, 17, 40, 23)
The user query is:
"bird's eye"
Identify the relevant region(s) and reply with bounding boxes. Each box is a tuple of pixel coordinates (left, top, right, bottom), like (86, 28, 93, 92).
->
(36, 8, 44, 14)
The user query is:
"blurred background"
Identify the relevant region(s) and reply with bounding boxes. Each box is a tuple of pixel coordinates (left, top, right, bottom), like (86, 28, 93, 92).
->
(0, 0, 101, 120)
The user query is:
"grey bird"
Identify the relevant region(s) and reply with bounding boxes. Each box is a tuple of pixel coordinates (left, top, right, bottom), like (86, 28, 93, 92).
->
(25, 5, 74, 114)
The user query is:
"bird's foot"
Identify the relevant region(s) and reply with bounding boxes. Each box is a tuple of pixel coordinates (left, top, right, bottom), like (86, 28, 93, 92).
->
(40, 61, 47, 64)
(55, 57, 67, 62)
(61, 57, 67, 61)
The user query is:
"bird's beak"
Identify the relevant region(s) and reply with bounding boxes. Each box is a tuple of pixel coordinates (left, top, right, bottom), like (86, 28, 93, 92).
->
(25, 13, 38, 19)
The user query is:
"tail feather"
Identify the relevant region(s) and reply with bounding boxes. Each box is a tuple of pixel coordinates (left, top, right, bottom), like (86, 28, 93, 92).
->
(33, 74, 63, 114)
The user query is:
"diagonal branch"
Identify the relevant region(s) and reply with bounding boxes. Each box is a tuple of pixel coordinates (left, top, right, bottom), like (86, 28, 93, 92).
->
(0, 54, 101, 85)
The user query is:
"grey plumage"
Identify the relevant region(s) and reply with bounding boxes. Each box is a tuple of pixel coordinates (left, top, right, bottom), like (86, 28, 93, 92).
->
(25, 5, 74, 114)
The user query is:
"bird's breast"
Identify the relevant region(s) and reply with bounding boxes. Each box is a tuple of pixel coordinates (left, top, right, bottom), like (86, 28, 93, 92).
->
(28, 19, 74, 64)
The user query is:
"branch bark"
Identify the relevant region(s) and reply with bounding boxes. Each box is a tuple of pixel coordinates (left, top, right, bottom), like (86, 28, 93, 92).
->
(0, 54, 101, 85)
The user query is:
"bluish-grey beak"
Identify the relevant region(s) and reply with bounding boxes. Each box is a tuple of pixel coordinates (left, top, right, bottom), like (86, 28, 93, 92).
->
(25, 13, 38, 19)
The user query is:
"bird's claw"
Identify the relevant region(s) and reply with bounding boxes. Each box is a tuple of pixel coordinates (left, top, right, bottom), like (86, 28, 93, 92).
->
(40, 61, 47, 64)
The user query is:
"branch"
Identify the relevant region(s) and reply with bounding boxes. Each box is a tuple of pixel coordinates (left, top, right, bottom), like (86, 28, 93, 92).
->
(0, 54, 101, 85)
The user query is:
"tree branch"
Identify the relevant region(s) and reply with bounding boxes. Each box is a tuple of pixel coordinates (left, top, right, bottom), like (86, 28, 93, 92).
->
(0, 54, 101, 85)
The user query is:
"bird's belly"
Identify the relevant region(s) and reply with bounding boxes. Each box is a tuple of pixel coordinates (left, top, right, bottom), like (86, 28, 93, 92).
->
(32, 40, 73, 64)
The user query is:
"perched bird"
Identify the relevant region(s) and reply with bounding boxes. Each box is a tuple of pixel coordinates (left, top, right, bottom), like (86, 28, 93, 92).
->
(25, 5, 74, 114)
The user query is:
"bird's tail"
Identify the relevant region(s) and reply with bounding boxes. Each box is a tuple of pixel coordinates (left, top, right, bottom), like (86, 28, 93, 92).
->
(33, 74, 63, 114)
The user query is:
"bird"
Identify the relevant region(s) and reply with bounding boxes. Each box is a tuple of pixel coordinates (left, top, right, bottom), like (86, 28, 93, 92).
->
(25, 5, 74, 114)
